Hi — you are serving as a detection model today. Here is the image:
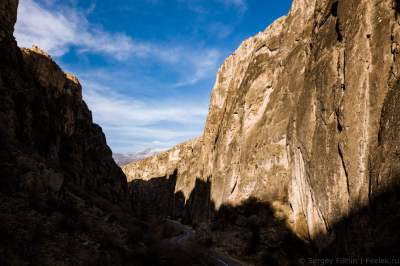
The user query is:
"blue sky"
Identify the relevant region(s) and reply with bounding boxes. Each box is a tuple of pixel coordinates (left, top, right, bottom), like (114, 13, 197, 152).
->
(15, 0, 292, 154)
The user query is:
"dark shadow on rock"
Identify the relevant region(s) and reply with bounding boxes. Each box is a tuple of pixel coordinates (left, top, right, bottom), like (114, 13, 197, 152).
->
(128, 176, 311, 265)
(128, 173, 400, 265)
(129, 169, 186, 220)
(396, 0, 400, 15)
(129, 175, 214, 224)
(182, 177, 213, 224)
(203, 197, 310, 265)
(319, 184, 400, 259)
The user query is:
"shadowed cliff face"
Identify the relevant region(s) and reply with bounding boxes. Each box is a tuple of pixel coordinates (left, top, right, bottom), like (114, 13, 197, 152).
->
(128, 173, 400, 264)
(124, 0, 400, 254)
(129, 176, 310, 265)
(0, 4, 127, 203)
(0, 2, 154, 265)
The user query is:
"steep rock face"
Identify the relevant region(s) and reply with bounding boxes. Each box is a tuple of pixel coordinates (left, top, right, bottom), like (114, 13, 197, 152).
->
(124, 0, 400, 254)
(125, 0, 316, 214)
(0, 0, 18, 39)
(288, 0, 400, 248)
(124, 139, 201, 199)
(1, 43, 127, 201)
(0, 2, 152, 265)
(123, 139, 206, 220)
(125, 0, 316, 230)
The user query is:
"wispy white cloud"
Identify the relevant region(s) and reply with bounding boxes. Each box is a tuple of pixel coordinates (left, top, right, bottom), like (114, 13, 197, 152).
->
(15, 0, 191, 61)
(220, 0, 247, 9)
(207, 22, 234, 39)
(218, 0, 247, 14)
(15, 0, 139, 59)
(82, 81, 208, 152)
(84, 81, 207, 126)
(181, 0, 247, 16)
(71, 45, 221, 90)
(15, 0, 222, 83)
(173, 49, 221, 87)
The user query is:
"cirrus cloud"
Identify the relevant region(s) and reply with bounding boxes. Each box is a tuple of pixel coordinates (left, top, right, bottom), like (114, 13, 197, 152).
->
(82, 80, 208, 153)
(15, 0, 141, 59)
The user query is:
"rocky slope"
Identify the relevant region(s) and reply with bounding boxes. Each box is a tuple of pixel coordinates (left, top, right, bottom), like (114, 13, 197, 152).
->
(0, 1, 155, 265)
(124, 0, 400, 259)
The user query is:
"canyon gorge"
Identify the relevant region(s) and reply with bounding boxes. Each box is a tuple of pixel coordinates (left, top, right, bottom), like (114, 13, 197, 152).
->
(124, 0, 400, 262)
(1, 0, 400, 265)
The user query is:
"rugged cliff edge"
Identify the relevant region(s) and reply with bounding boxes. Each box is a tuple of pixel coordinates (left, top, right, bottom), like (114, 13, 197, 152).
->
(0, 1, 152, 265)
(124, 0, 400, 259)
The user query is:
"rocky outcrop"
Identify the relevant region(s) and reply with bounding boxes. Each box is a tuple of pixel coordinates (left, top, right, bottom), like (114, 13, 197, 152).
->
(0, 0, 18, 39)
(2, 42, 127, 202)
(124, 0, 400, 257)
(124, 139, 201, 199)
(0, 2, 154, 265)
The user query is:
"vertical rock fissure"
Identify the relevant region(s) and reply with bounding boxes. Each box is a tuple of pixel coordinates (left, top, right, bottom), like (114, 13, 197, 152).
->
(331, 2, 338, 17)
(338, 144, 350, 197)
(335, 19, 343, 43)
(336, 45, 346, 132)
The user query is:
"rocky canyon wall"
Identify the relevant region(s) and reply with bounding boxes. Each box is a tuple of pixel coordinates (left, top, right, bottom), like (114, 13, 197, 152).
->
(124, 0, 400, 254)
(0, 1, 153, 265)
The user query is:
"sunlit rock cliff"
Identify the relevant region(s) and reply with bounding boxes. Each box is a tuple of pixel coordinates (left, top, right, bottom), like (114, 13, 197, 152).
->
(124, 0, 400, 257)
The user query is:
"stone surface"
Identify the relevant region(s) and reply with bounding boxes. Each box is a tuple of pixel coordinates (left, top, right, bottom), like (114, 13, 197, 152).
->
(124, 0, 400, 257)
(0, 3, 153, 265)
(123, 138, 201, 199)
(0, 0, 18, 39)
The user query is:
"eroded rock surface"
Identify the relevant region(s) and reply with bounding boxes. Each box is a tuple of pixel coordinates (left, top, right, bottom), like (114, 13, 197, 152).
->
(0, 2, 152, 265)
(124, 0, 400, 258)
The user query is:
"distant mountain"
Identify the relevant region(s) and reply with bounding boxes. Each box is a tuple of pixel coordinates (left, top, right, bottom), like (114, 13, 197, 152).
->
(113, 148, 157, 166)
